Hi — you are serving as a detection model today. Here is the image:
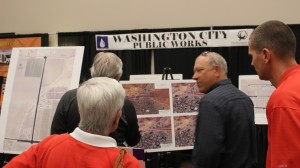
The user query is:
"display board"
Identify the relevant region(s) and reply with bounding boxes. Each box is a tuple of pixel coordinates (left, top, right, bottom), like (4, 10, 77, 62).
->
(0, 47, 84, 154)
(239, 75, 275, 125)
(120, 80, 204, 152)
(0, 37, 42, 113)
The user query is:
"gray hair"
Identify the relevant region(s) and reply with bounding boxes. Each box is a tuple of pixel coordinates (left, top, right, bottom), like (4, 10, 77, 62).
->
(90, 52, 123, 79)
(199, 51, 228, 75)
(249, 20, 296, 59)
(77, 77, 125, 135)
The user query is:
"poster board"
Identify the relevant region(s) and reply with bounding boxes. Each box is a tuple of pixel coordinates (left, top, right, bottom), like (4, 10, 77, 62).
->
(0, 46, 84, 154)
(239, 75, 275, 125)
(0, 37, 42, 113)
(120, 80, 204, 152)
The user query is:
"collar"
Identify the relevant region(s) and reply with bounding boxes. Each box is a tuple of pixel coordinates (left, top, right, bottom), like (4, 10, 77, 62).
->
(208, 79, 232, 93)
(70, 128, 117, 148)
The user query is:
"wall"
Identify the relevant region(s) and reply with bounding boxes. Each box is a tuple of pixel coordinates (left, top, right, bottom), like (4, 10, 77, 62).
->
(1, 0, 300, 34)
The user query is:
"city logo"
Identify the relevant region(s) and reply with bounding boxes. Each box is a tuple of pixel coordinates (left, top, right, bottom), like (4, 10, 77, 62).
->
(96, 36, 109, 49)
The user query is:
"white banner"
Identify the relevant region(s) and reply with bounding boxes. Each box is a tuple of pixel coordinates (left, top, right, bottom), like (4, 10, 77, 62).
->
(96, 29, 253, 50)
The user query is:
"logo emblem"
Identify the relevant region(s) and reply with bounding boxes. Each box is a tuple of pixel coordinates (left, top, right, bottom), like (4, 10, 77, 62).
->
(237, 30, 248, 41)
(97, 36, 108, 49)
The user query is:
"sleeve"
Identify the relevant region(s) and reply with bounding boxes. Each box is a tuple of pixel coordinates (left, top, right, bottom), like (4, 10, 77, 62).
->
(192, 100, 224, 168)
(123, 98, 141, 146)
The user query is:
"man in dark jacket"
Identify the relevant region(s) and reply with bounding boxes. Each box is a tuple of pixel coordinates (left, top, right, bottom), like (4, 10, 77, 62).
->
(192, 51, 257, 168)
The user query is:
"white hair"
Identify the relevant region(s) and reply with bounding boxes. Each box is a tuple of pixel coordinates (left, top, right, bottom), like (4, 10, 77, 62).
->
(90, 52, 123, 80)
(77, 77, 125, 135)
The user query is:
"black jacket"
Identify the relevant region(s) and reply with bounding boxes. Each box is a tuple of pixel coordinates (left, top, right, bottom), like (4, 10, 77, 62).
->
(51, 88, 141, 146)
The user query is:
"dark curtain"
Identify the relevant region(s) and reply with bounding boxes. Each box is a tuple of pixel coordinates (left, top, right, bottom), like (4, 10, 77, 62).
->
(154, 48, 209, 79)
(112, 50, 152, 80)
(290, 24, 300, 63)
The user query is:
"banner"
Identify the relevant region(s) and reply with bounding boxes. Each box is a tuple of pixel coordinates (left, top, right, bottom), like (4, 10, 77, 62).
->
(0, 37, 41, 50)
(96, 29, 253, 50)
(0, 37, 42, 113)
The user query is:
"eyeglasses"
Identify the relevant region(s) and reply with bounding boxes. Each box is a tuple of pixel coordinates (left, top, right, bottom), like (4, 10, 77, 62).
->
(200, 51, 210, 56)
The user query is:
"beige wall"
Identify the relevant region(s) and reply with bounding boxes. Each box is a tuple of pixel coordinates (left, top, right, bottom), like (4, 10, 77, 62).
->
(1, 0, 300, 34)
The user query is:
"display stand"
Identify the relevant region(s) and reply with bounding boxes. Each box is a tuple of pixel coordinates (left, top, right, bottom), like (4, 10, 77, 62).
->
(162, 67, 174, 80)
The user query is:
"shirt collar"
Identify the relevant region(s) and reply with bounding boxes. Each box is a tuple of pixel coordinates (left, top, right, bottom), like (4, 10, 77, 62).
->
(208, 79, 232, 93)
(70, 128, 117, 148)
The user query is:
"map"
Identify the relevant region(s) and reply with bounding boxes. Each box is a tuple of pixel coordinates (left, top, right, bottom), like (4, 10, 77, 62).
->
(0, 47, 84, 154)
(121, 80, 204, 152)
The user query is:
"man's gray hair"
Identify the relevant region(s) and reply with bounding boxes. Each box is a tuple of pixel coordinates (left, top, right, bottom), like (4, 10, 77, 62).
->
(90, 52, 123, 79)
(200, 52, 228, 75)
(77, 77, 125, 135)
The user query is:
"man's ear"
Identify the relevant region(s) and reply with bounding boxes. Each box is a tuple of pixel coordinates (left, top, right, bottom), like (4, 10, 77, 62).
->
(262, 48, 271, 63)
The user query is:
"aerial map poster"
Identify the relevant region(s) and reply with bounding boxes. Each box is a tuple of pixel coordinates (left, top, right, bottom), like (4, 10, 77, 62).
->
(121, 80, 204, 152)
(239, 75, 275, 125)
(0, 46, 84, 154)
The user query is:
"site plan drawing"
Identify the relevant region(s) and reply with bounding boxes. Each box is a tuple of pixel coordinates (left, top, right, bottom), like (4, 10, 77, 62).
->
(0, 47, 84, 154)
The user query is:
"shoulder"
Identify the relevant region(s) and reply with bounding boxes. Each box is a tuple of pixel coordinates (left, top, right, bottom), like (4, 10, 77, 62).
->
(58, 89, 78, 105)
(38, 134, 71, 149)
(61, 88, 77, 98)
(207, 83, 248, 101)
(202, 83, 252, 109)
(124, 97, 134, 106)
(123, 97, 136, 114)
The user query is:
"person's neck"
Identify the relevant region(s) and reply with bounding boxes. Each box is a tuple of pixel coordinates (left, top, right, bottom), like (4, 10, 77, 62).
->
(270, 59, 297, 87)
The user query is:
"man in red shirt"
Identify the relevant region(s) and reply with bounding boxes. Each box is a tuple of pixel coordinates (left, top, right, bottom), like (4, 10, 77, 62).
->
(248, 20, 300, 168)
(4, 77, 142, 168)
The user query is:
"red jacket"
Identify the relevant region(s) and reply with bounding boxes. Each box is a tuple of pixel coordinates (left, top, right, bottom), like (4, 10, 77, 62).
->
(4, 128, 142, 168)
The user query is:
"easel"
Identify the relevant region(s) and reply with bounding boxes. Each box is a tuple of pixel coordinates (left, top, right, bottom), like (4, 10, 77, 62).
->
(162, 67, 174, 80)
